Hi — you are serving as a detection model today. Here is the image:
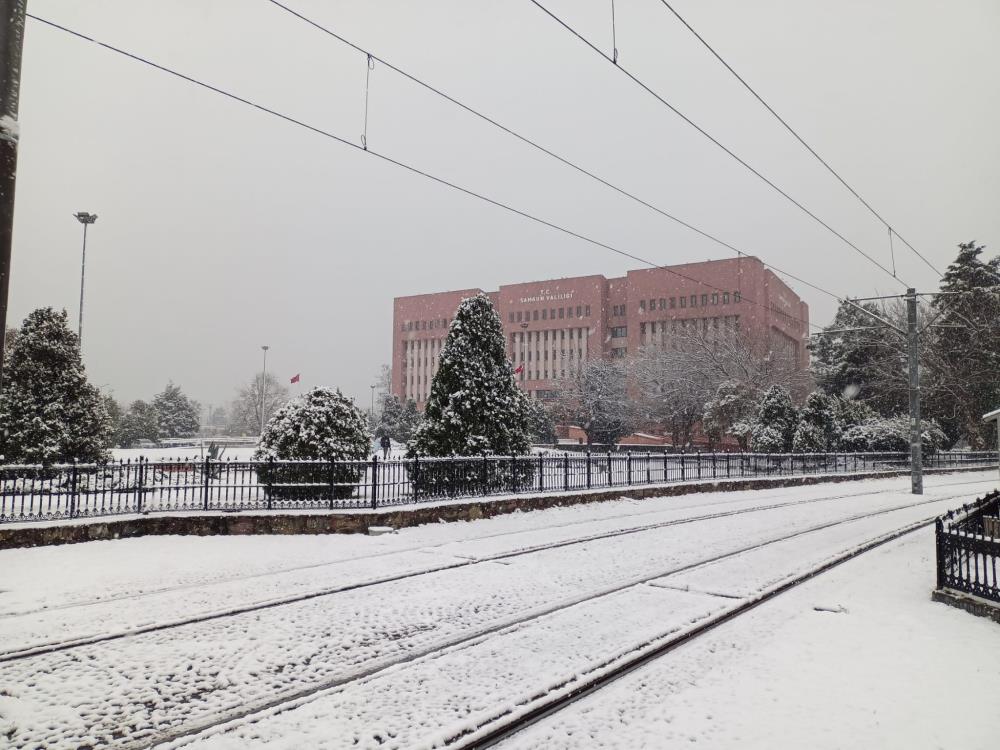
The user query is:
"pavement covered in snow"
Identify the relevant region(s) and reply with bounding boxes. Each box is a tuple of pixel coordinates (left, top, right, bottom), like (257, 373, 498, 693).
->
(0, 472, 996, 749)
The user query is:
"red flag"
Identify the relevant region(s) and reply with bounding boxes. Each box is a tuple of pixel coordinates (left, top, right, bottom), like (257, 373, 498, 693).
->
(513, 364, 524, 375)
(290, 373, 300, 384)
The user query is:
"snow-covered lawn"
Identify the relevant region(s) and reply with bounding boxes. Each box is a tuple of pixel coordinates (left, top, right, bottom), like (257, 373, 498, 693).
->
(0, 472, 995, 749)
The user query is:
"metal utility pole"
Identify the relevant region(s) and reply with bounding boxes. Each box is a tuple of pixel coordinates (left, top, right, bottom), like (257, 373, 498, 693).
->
(0, 0, 26, 394)
(906, 288, 923, 494)
(259, 345, 269, 438)
(369, 384, 376, 419)
(73, 212, 97, 347)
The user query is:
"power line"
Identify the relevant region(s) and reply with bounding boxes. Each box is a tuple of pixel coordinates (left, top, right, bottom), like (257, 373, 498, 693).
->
(527, 0, 907, 288)
(28, 12, 826, 335)
(262, 1, 851, 319)
(655, 0, 942, 278)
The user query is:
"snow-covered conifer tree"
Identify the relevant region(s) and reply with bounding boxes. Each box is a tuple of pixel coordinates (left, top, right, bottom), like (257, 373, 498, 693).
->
(0, 308, 111, 463)
(152, 382, 200, 439)
(749, 385, 798, 453)
(409, 293, 530, 456)
(791, 391, 841, 452)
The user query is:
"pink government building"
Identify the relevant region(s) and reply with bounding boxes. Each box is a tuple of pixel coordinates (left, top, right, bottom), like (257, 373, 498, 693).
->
(392, 256, 809, 411)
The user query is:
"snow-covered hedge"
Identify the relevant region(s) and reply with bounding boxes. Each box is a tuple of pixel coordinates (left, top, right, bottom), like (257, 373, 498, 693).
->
(839, 416, 948, 454)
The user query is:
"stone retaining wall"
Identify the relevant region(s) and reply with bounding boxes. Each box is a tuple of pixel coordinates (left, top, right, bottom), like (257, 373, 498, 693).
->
(0, 467, 990, 550)
(932, 588, 1000, 625)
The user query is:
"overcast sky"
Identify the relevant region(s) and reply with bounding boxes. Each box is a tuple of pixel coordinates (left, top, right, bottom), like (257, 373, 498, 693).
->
(10, 0, 999, 412)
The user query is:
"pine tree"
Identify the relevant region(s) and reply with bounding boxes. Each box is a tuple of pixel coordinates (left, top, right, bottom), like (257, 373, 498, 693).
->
(409, 293, 530, 456)
(0, 308, 111, 463)
(153, 382, 201, 439)
(703, 381, 758, 450)
(924, 241, 1000, 447)
(750, 385, 798, 453)
(117, 400, 160, 448)
(374, 393, 421, 443)
(791, 391, 841, 452)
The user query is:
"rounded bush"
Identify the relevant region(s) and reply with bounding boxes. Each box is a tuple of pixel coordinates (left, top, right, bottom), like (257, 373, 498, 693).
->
(253, 387, 371, 501)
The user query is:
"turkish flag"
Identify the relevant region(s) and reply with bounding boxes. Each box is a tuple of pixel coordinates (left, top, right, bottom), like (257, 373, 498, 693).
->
(513, 364, 524, 375)
(290, 373, 300, 384)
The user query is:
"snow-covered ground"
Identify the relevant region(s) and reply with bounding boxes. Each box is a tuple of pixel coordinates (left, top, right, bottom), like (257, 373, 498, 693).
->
(0, 472, 995, 749)
(498, 528, 1000, 750)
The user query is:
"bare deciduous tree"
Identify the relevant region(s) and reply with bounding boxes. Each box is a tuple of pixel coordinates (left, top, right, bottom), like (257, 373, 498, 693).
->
(228, 372, 290, 436)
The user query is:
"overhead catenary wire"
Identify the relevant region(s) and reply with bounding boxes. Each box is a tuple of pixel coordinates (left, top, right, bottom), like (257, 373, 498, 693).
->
(527, 0, 908, 288)
(261, 1, 854, 319)
(655, 0, 941, 278)
(28, 12, 829, 335)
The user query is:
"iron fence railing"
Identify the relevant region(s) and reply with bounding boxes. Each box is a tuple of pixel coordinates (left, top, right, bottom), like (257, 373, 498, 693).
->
(0, 450, 995, 524)
(936, 490, 1000, 604)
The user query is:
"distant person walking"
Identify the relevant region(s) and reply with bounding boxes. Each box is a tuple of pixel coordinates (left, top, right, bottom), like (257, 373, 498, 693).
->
(379, 435, 391, 460)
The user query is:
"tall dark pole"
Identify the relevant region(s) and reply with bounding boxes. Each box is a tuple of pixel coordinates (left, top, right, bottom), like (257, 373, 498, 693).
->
(0, 0, 26, 394)
(260, 345, 269, 438)
(906, 288, 923, 495)
(74, 212, 97, 347)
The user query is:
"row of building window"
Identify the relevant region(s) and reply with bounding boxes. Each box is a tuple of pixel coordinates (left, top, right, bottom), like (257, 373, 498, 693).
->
(402, 317, 450, 332)
(610, 326, 627, 338)
(639, 291, 740, 313)
(509, 305, 592, 324)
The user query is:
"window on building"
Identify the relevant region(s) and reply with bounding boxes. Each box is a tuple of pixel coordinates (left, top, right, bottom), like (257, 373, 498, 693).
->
(558, 307, 565, 319)
(541, 309, 547, 320)
(560, 329, 565, 339)
(585, 305, 591, 317)
(611, 326, 627, 338)
(533, 310, 539, 321)
(567, 306, 574, 318)
(639, 322, 646, 335)
(610, 347, 626, 359)
(516, 311, 522, 322)
(723, 292, 730, 305)
(639, 300, 646, 312)
(544, 330, 549, 341)
(680, 296, 687, 308)
(550, 308, 556, 319)
(734, 291, 741, 303)
(508, 312, 514, 323)
(690, 295, 697, 307)
(659, 298, 665, 310)
(712, 293, 719, 305)
(649, 298, 655, 310)
(701, 294, 708, 306)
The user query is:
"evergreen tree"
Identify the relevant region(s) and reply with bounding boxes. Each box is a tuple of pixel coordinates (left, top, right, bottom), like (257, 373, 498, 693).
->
(924, 241, 1000, 447)
(0, 308, 111, 463)
(524, 397, 557, 444)
(703, 381, 758, 450)
(117, 400, 160, 448)
(153, 382, 200, 438)
(810, 300, 906, 416)
(254, 386, 370, 500)
(791, 391, 842, 452)
(103, 394, 124, 447)
(373, 393, 421, 443)
(409, 293, 530, 456)
(750, 385, 798, 453)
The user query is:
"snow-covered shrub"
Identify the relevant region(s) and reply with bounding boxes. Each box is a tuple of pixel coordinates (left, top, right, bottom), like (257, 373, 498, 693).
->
(791, 391, 842, 453)
(0, 308, 111, 464)
(254, 386, 370, 500)
(839, 416, 947, 454)
(749, 385, 798, 453)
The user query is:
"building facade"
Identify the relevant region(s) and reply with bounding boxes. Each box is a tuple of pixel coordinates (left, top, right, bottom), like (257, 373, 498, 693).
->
(392, 257, 809, 409)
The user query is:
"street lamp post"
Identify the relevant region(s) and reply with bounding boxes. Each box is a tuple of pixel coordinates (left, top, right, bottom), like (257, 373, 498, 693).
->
(260, 345, 270, 438)
(369, 384, 376, 420)
(73, 212, 97, 347)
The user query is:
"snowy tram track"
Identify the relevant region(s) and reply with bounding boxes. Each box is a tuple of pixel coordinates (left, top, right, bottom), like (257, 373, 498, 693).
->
(1, 479, 985, 661)
(134, 496, 962, 749)
(170, 501, 954, 750)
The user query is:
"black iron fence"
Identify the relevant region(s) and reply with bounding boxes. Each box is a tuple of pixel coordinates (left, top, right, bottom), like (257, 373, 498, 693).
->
(936, 490, 1000, 604)
(0, 450, 995, 524)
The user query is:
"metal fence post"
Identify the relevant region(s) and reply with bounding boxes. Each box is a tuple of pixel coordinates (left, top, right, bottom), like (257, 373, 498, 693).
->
(712, 451, 717, 479)
(697, 450, 702, 480)
(371, 455, 379, 510)
(586, 450, 591, 489)
(70, 459, 79, 518)
(935, 518, 946, 589)
(626, 451, 632, 485)
(413, 455, 420, 501)
(482, 452, 488, 493)
(266, 457, 274, 511)
(203, 456, 211, 510)
(511, 454, 517, 494)
(607, 451, 613, 487)
(564, 452, 569, 492)
(136, 456, 145, 514)
(538, 452, 544, 492)
(680, 449, 686, 482)
(328, 459, 336, 510)
(646, 451, 651, 484)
